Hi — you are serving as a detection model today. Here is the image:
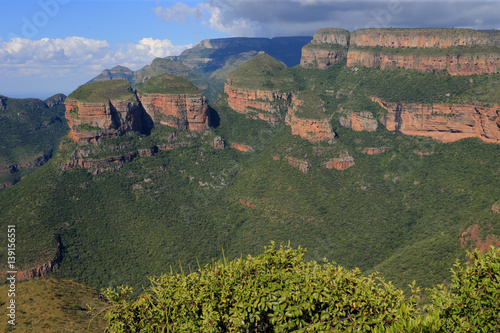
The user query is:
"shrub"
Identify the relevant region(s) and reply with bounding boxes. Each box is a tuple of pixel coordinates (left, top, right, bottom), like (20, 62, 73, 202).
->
(103, 242, 419, 332)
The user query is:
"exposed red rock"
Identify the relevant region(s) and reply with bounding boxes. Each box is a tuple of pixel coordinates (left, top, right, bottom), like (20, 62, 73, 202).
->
(12, 240, 62, 281)
(347, 49, 500, 76)
(272, 156, 280, 161)
(362, 147, 390, 155)
(225, 79, 290, 124)
(300, 28, 349, 69)
(350, 29, 491, 49)
(285, 156, 310, 173)
(460, 224, 500, 254)
(231, 143, 254, 152)
(285, 94, 335, 143)
(373, 97, 500, 144)
(326, 154, 355, 170)
(138, 93, 209, 131)
(213, 136, 225, 149)
(339, 109, 378, 132)
(65, 98, 143, 143)
(492, 200, 500, 214)
(239, 200, 256, 208)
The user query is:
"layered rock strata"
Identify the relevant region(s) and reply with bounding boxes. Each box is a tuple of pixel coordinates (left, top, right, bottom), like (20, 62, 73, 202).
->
(285, 156, 310, 173)
(300, 28, 350, 69)
(225, 79, 290, 124)
(373, 97, 500, 144)
(138, 93, 209, 131)
(339, 109, 378, 132)
(285, 93, 335, 142)
(347, 50, 500, 76)
(326, 154, 355, 170)
(346, 29, 500, 75)
(65, 98, 143, 143)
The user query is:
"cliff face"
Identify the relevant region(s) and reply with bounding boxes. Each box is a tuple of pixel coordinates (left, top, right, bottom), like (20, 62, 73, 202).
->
(350, 29, 492, 49)
(300, 28, 349, 69)
(373, 97, 500, 144)
(294, 28, 500, 76)
(285, 94, 335, 142)
(347, 50, 500, 76)
(225, 79, 290, 124)
(339, 109, 378, 132)
(65, 98, 143, 143)
(138, 93, 209, 131)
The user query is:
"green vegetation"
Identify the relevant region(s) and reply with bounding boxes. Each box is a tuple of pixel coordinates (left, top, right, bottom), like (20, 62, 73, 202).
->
(67, 80, 136, 103)
(0, 277, 108, 332)
(0, 94, 68, 188)
(135, 74, 203, 95)
(293, 90, 329, 120)
(227, 53, 297, 92)
(103, 244, 500, 332)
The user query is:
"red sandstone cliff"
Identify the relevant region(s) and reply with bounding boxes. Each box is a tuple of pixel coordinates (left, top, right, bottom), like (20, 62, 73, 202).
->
(373, 97, 500, 144)
(285, 94, 335, 142)
(300, 28, 349, 69)
(138, 93, 209, 131)
(347, 50, 500, 76)
(65, 98, 143, 143)
(350, 29, 492, 49)
(339, 109, 378, 132)
(224, 79, 290, 124)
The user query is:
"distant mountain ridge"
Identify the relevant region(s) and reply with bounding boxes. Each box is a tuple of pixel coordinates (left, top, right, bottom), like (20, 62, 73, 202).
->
(89, 36, 313, 101)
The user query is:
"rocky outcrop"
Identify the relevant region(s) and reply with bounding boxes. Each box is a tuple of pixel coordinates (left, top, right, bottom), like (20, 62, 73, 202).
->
(345, 29, 500, 75)
(225, 79, 290, 124)
(347, 50, 500, 76)
(65, 98, 144, 143)
(362, 147, 390, 155)
(326, 153, 355, 170)
(13, 238, 63, 281)
(213, 136, 225, 149)
(350, 29, 493, 49)
(373, 97, 500, 144)
(492, 200, 500, 214)
(44, 93, 66, 108)
(339, 109, 378, 132)
(300, 28, 349, 69)
(138, 93, 209, 131)
(285, 156, 310, 173)
(460, 224, 500, 254)
(231, 143, 254, 152)
(285, 93, 335, 142)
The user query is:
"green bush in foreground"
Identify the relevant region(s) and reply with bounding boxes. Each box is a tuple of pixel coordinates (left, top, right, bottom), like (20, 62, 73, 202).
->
(103, 242, 419, 332)
(103, 244, 500, 332)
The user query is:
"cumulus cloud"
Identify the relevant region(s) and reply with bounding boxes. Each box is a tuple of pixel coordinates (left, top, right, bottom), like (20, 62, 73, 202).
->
(155, 2, 204, 23)
(0, 36, 191, 79)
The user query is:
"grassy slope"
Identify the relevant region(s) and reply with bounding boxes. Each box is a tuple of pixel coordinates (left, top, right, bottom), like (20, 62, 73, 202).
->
(0, 278, 107, 332)
(135, 74, 202, 95)
(67, 80, 136, 103)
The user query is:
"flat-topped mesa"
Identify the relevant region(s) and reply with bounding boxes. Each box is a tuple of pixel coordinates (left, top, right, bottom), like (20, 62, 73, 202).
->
(350, 28, 493, 48)
(225, 52, 296, 124)
(65, 80, 144, 143)
(347, 28, 500, 75)
(300, 28, 350, 69)
(136, 74, 209, 131)
(373, 97, 500, 144)
(285, 91, 335, 142)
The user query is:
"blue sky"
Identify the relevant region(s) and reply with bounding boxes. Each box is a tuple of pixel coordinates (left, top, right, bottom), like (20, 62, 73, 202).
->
(1, 0, 500, 99)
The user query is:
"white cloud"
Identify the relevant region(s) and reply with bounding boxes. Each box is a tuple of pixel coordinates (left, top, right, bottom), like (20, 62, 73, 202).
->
(0, 36, 191, 79)
(155, 2, 204, 23)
